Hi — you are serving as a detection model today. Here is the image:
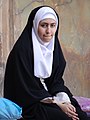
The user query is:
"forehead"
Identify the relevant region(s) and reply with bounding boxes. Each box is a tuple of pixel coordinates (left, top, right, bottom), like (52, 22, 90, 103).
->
(39, 18, 56, 24)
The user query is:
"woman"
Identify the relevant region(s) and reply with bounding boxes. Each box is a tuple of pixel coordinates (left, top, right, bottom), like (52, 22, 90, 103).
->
(4, 6, 88, 120)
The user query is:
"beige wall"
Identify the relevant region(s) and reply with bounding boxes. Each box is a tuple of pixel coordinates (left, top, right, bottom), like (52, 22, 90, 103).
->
(0, 0, 90, 97)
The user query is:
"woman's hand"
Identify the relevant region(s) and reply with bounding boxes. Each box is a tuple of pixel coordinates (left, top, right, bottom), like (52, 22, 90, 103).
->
(54, 101, 79, 120)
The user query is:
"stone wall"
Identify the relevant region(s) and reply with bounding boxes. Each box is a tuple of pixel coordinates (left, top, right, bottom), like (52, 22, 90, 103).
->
(0, 0, 90, 97)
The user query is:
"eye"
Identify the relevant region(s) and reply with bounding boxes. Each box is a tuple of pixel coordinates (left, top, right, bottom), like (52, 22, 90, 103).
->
(50, 23, 56, 28)
(40, 24, 48, 28)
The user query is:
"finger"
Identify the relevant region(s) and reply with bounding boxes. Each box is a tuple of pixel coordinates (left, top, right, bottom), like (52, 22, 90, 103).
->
(67, 112, 79, 120)
(67, 111, 79, 120)
(72, 118, 79, 120)
(66, 109, 78, 117)
(69, 110, 78, 116)
(70, 105, 76, 112)
(68, 104, 76, 112)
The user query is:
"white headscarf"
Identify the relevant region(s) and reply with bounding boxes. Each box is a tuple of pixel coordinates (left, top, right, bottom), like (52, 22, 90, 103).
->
(32, 7, 58, 78)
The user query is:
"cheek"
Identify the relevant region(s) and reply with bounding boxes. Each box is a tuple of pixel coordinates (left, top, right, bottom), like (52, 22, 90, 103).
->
(53, 29, 57, 35)
(53, 28, 57, 33)
(38, 28, 44, 37)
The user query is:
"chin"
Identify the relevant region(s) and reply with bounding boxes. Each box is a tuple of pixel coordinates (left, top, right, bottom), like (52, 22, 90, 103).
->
(44, 39, 52, 42)
(43, 38, 52, 42)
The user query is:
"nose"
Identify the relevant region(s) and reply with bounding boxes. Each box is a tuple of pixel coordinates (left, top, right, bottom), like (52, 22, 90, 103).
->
(46, 26, 51, 34)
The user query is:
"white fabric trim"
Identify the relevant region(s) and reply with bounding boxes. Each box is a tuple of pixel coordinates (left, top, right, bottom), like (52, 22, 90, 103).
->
(40, 78, 48, 91)
(53, 92, 71, 104)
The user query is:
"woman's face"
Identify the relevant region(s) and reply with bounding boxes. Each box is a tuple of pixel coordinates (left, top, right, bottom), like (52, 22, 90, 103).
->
(38, 18, 57, 42)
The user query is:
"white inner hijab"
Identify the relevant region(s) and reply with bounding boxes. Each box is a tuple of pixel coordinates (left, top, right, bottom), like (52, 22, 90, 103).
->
(32, 7, 58, 78)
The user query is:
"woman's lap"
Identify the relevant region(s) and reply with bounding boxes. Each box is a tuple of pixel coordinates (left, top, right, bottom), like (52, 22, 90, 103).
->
(19, 103, 88, 120)
(43, 103, 71, 120)
(34, 103, 72, 120)
(20, 103, 71, 120)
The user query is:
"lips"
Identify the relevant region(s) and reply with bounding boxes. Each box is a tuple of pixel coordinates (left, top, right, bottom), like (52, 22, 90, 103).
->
(44, 35, 52, 37)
